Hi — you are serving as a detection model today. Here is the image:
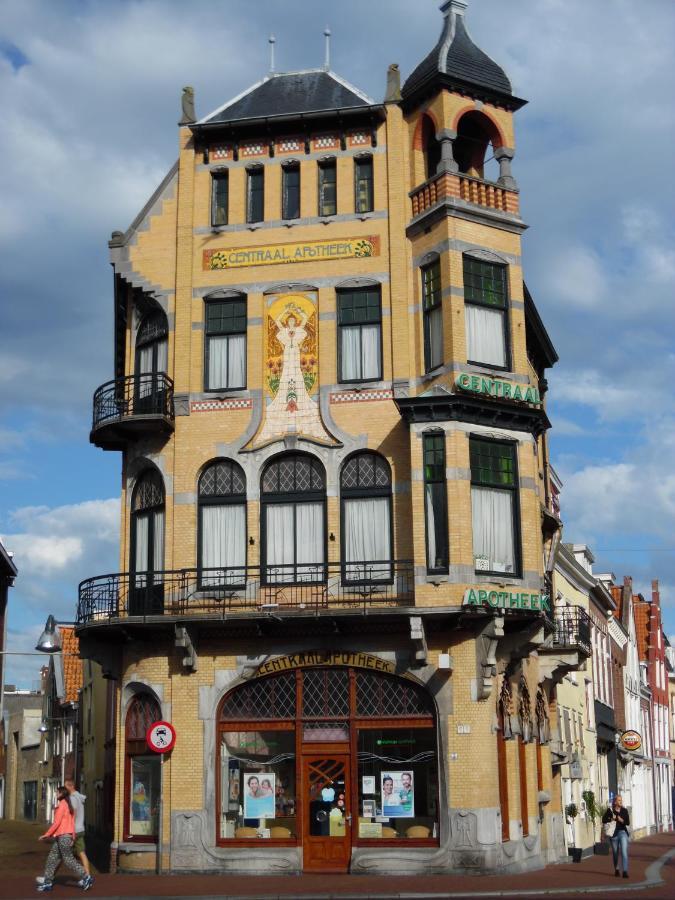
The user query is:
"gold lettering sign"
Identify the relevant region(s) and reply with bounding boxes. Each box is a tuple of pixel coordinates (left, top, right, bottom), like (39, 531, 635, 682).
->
(203, 236, 380, 270)
(255, 650, 404, 678)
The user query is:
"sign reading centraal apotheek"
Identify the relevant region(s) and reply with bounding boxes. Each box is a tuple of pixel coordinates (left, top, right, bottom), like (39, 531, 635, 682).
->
(455, 373, 541, 405)
(256, 650, 405, 678)
(463, 588, 551, 612)
(203, 235, 380, 270)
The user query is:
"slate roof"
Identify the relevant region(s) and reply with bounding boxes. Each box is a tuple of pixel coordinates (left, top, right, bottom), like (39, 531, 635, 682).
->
(402, 4, 522, 106)
(199, 70, 376, 127)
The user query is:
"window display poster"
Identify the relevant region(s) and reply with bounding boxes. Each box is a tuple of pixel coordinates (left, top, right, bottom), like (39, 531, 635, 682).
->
(243, 772, 276, 819)
(381, 770, 414, 818)
(362, 799, 376, 818)
(362, 775, 376, 794)
(130, 757, 159, 835)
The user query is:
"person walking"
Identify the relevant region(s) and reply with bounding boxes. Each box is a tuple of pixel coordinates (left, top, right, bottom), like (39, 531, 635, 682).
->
(65, 779, 91, 878)
(602, 794, 630, 878)
(36, 785, 94, 893)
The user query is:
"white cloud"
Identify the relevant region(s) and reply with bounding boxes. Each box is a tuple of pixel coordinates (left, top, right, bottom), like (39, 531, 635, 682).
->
(546, 246, 607, 309)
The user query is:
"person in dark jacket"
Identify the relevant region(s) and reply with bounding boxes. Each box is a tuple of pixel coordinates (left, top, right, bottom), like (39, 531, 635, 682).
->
(603, 795, 630, 877)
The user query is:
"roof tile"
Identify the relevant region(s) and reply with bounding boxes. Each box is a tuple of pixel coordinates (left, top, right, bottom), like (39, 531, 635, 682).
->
(60, 627, 82, 705)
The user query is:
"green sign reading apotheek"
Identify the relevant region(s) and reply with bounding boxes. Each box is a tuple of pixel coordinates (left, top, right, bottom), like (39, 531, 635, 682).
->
(455, 373, 541, 405)
(463, 588, 551, 612)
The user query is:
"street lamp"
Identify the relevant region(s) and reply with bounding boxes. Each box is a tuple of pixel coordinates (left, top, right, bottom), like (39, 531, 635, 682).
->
(35, 615, 62, 653)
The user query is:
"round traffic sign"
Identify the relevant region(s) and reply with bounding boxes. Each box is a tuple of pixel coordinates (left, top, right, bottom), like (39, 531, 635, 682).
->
(146, 720, 176, 753)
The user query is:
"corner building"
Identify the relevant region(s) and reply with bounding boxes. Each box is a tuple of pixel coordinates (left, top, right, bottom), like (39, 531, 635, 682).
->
(79, 1, 571, 875)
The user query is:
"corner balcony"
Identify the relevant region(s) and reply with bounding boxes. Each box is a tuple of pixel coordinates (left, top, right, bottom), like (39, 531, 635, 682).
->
(90, 374, 174, 450)
(409, 171, 521, 233)
(539, 605, 592, 683)
(77, 561, 415, 627)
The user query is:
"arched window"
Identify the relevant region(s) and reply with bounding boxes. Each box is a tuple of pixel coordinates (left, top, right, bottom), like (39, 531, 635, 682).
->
(198, 460, 247, 587)
(130, 469, 164, 615)
(341, 452, 392, 581)
(421, 116, 441, 181)
(135, 311, 168, 412)
(125, 693, 161, 841)
(261, 453, 325, 584)
(453, 111, 501, 181)
(216, 666, 438, 848)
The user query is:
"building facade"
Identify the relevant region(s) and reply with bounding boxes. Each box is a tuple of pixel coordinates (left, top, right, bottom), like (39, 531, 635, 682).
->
(77, 1, 567, 875)
(1, 688, 45, 822)
(0, 537, 18, 817)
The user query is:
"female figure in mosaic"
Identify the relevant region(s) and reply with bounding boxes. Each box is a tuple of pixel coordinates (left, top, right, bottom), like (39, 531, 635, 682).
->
(255, 301, 334, 446)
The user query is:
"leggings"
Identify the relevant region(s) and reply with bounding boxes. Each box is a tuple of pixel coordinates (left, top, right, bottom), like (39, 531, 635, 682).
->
(43, 835, 87, 883)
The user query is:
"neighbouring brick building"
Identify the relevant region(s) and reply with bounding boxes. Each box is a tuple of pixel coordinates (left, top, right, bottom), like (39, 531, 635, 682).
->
(0, 537, 18, 817)
(76, 1, 575, 875)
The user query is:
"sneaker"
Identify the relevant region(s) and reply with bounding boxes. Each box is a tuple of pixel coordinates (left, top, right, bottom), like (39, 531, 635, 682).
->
(623, 872, 629, 878)
(79, 875, 94, 891)
(36, 884, 53, 893)
(35, 877, 45, 884)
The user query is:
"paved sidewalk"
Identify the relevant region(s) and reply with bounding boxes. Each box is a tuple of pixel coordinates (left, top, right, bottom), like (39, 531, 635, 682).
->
(4, 832, 674, 900)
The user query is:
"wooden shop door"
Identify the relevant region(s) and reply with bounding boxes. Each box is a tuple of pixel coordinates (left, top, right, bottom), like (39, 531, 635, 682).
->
(302, 752, 352, 872)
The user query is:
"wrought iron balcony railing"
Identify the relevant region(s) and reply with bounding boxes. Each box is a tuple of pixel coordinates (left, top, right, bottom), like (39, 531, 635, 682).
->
(550, 605, 592, 657)
(90, 373, 174, 448)
(77, 560, 415, 625)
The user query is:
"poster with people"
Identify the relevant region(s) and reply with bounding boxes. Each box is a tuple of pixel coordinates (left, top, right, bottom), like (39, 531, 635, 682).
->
(381, 771, 414, 818)
(243, 773, 276, 819)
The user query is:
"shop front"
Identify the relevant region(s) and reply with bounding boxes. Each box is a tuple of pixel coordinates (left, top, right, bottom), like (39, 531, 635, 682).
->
(215, 657, 440, 872)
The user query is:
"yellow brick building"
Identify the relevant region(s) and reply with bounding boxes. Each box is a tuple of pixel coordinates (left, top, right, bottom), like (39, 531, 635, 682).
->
(77, 0, 581, 876)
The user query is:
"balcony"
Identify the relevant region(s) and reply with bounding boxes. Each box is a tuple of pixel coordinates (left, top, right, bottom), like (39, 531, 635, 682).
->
(90, 373, 174, 450)
(77, 561, 415, 626)
(409, 171, 520, 226)
(550, 606, 592, 657)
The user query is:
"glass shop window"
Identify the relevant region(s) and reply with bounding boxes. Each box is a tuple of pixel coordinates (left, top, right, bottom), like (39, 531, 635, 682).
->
(129, 755, 160, 838)
(219, 730, 296, 840)
(356, 727, 438, 841)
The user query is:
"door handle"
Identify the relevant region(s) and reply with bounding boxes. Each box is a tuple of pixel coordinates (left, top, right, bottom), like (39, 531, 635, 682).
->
(345, 813, 352, 824)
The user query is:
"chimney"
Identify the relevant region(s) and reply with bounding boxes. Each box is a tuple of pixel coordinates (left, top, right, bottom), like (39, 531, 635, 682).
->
(384, 64, 401, 103)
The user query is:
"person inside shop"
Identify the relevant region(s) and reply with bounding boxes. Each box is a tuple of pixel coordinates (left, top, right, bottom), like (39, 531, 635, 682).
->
(602, 794, 630, 878)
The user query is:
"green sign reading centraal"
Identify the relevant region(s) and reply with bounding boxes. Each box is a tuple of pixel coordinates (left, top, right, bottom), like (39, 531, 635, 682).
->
(463, 588, 550, 612)
(455, 373, 541, 405)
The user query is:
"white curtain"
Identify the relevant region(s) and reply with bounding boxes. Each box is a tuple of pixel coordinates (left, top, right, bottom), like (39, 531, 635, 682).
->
(428, 305, 443, 368)
(425, 484, 437, 570)
(156, 339, 168, 374)
(134, 514, 149, 587)
(361, 325, 380, 379)
(296, 503, 323, 581)
(137, 346, 153, 397)
(341, 327, 360, 380)
(153, 509, 165, 582)
(266, 504, 295, 582)
(471, 486, 514, 573)
(208, 336, 228, 390)
(227, 334, 246, 388)
(209, 335, 246, 389)
(201, 504, 246, 586)
(465, 305, 506, 367)
(344, 497, 390, 580)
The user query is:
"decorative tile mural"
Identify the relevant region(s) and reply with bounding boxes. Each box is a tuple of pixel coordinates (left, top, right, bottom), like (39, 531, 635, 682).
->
(249, 291, 337, 448)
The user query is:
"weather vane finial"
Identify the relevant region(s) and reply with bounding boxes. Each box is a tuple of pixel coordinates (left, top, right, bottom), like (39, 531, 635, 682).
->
(324, 26, 331, 70)
(269, 34, 276, 74)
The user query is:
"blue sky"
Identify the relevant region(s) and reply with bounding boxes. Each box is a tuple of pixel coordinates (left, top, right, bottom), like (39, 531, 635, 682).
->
(1, 0, 674, 686)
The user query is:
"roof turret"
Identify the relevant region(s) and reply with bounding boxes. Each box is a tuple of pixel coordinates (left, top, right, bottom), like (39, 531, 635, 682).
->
(402, 1, 525, 109)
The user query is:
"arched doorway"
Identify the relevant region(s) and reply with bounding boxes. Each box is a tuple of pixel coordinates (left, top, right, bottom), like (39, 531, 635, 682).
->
(216, 662, 439, 871)
(129, 469, 165, 615)
(124, 693, 162, 842)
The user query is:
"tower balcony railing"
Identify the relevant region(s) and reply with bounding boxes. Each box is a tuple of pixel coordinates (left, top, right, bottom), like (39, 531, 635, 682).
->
(90, 373, 174, 449)
(77, 560, 415, 625)
(409, 170, 519, 220)
(549, 605, 592, 657)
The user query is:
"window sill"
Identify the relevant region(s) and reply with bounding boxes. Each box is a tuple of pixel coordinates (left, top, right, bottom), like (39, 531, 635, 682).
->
(337, 378, 384, 388)
(203, 388, 249, 397)
(473, 572, 524, 583)
(466, 360, 511, 374)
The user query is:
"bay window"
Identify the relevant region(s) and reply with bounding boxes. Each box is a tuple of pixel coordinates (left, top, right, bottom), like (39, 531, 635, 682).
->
(470, 437, 519, 576)
(423, 433, 448, 573)
(422, 259, 443, 371)
(463, 256, 509, 369)
(337, 287, 382, 382)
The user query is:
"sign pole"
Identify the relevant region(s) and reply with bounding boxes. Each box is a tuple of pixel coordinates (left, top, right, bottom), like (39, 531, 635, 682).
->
(157, 751, 164, 875)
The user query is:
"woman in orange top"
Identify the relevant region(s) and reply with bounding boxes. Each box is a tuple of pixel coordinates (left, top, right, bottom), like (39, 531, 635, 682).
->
(36, 786, 93, 893)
